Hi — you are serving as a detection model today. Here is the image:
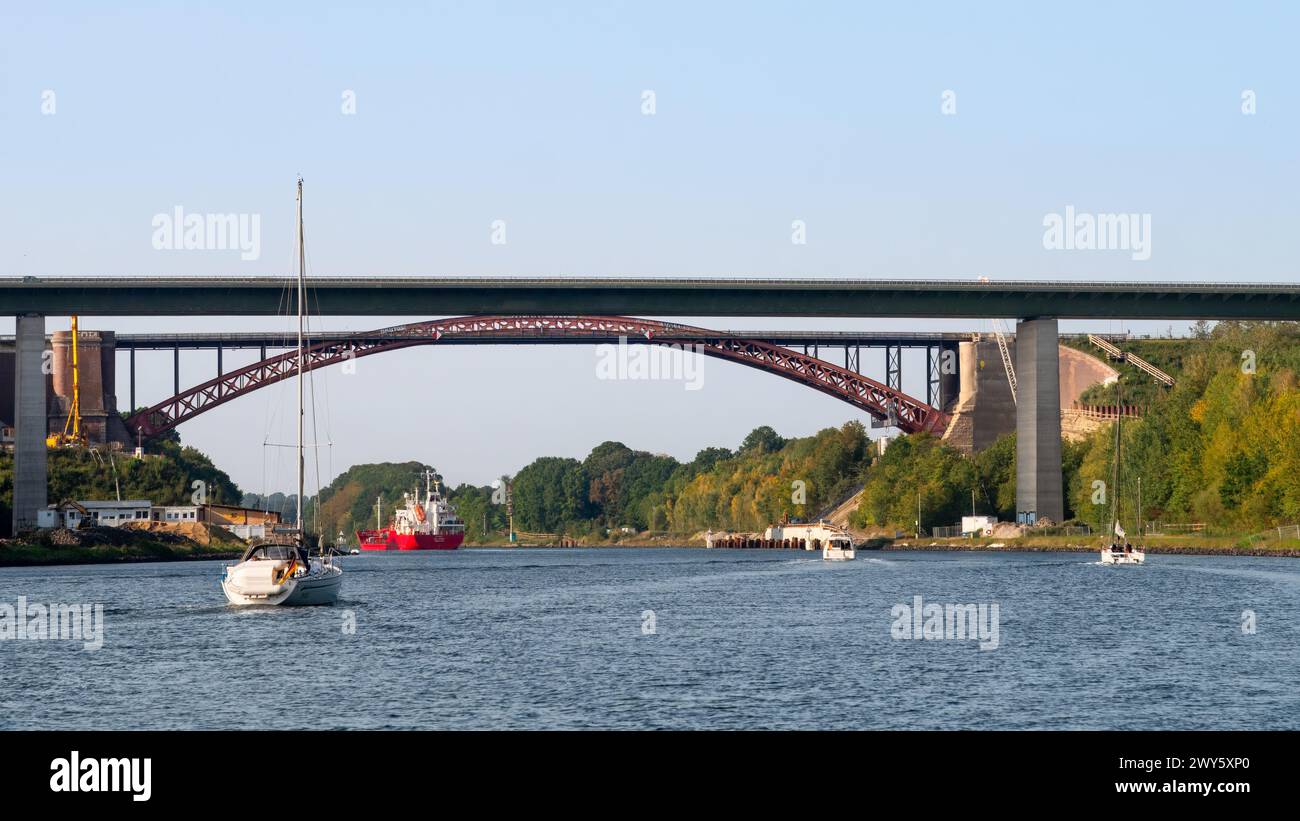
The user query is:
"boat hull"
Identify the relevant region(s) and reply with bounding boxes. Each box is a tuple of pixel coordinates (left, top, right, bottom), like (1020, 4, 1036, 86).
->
(822, 547, 856, 561)
(1099, 550, 1145, 565)
(222, 565, 343, 606)
(356, 529, 463, 551)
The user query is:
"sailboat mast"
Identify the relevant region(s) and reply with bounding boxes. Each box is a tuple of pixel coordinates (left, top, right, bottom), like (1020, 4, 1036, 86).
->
(1111, 382, 1123, 537)
(296, 178, 305, 534)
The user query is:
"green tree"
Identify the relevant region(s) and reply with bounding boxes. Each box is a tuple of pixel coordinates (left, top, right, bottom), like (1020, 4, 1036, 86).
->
(739, 426, 785, 455)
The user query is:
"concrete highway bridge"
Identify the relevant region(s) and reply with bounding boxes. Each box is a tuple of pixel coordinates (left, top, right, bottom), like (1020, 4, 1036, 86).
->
(4, 276, 1299, 535)
(4, 276, 1300, 317)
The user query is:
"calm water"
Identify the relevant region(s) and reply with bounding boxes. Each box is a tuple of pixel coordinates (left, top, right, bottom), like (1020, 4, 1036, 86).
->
(1, 548, 1297, 730)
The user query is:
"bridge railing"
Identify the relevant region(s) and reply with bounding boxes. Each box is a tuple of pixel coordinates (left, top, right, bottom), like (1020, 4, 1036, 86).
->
(1068, 402, 1145, 420)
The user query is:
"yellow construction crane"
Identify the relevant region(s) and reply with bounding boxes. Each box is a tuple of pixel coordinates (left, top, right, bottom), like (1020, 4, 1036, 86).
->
(47, 315, 87, 448)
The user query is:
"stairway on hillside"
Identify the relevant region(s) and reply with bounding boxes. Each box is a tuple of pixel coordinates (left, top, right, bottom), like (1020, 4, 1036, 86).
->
(1088, 335, 1174, 386)
(813, 485, 865, 530)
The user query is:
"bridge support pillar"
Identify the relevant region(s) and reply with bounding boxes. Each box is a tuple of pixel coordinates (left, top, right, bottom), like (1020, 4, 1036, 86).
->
(12, 314, 47, 534)
(939, 342, 960, 411)
(1015, 318, 1064, 524)
(927, 345, 961, 409)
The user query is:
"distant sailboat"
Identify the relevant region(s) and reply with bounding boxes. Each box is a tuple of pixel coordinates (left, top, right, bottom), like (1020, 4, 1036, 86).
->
(1100, 383, 1145, 566)
(222, 179, 344, 605)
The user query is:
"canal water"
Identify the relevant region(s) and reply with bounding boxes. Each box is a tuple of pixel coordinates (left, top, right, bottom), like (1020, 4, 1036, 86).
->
(1, 549, 1296, 729)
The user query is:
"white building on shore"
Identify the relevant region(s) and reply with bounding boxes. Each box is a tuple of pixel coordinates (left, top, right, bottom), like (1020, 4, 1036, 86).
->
(36, 500, 281, 540)
(37, 499, 152, 529)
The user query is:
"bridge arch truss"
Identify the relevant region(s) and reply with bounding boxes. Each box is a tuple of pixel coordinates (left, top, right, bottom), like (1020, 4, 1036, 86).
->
(125, 316, 951, 438)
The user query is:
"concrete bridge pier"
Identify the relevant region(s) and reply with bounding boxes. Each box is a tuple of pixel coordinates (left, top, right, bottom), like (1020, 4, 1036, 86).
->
(1015, 317, 1064, 524)
(12, 314, 47, 534)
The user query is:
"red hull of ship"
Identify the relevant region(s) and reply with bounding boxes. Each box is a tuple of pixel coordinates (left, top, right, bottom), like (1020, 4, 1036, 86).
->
(356, 529, 463, 551)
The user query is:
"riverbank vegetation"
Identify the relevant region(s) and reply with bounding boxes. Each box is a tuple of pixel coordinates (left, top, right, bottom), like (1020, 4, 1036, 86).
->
(5, 321, 1298, 553)
(0, 439, 243, 538)
(304, 423, 870, 543)
(302, 322, 1300, 544)
(852, 321, 1300, 536)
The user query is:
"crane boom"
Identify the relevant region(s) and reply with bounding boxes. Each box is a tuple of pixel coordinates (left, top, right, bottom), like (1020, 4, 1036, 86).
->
(47, 315, 86, 448)
(992, 318, 1017, 404)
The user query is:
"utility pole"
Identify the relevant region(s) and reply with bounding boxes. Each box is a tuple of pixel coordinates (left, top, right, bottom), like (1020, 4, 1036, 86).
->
(1137, 476, 1142, 538)
(916, 489, 922, 539)
(508, 482, 515, 544)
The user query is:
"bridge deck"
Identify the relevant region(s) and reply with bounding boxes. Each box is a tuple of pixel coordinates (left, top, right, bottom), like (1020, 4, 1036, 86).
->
(3, 277, 1298, 318)
(108, 329, 967, 349)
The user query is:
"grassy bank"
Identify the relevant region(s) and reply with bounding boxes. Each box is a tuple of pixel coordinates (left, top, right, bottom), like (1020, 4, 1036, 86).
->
(469, 532, 1300, 557)
(885, 534, 1300, 558)
(466, 532, 690, 548)
(0, 524, 248, 567)
(0, 541, 244, 567)
(10, 532, 1298, 564)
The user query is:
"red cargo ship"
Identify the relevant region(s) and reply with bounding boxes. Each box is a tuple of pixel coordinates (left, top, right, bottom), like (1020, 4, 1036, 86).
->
(356, 469, 466, 551)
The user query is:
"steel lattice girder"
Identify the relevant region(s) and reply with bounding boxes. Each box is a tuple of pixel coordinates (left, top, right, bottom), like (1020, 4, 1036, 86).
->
(126, 316, 950, 437)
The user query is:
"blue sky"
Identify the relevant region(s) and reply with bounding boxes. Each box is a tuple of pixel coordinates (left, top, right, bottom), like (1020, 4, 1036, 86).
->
(1, 2, 1296, 495)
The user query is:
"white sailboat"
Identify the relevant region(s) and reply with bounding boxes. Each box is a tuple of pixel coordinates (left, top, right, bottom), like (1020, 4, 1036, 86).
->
(1099, 383, 1144, 566)
(222, 179, 344, 605)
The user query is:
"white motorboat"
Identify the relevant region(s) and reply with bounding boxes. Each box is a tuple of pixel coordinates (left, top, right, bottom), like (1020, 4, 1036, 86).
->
(222, 178, 342, 606)
(820, 525, 858, 561)
(822, 538, 856, 561)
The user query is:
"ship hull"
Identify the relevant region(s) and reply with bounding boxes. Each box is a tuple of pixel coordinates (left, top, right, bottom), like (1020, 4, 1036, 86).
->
(356, 529, 463, 551)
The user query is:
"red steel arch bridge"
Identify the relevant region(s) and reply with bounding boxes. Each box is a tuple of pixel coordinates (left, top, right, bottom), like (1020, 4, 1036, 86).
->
(122, 315, 955, 439)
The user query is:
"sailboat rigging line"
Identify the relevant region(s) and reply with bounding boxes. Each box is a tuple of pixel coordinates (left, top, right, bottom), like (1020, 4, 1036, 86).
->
(260, 442, 268, 515)
(299, 213, 333, 538)
(301, 237, 326, 539)
(262, 442, 334, 449)
(295, 177, 306, 535)
(259, 206, 299, 511)
(304, 226, 327, 536)
(308, 358, 324, 536)
(304, 250, 337, 488)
